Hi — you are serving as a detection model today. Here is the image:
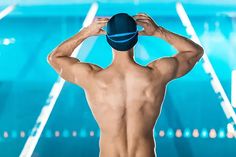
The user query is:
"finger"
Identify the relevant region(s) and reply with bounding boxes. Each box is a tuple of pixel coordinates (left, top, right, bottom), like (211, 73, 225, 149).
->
(97, 19, 109, 22)
(97, 21, 108, 26)
(96, 20, 109, 24)
(96, 17, 109, 21)
(97, 20, 109, 26)
(135, 20, 148, 27)
(138, 13, 152, 20)
(135, 17, 149, 21)
(136, 19, 150, 23)
(134, 12, 147, 16)
(133, 14, 147, 18)
(137, 13, 149, 18)
(98, 16, 109, 19)
(133, 16, 150, 21)
(98, 22, 108, 27)
(133, 14, 145, 19)
(138, 13, 148, 17)
(137, 13, 152, 21)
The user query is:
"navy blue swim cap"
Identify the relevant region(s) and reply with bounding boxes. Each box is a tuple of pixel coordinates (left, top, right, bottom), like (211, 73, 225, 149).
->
(106, 13, 138, 51)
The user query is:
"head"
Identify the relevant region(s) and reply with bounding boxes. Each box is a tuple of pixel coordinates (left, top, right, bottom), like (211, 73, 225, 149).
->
(106, 13, 138, 52)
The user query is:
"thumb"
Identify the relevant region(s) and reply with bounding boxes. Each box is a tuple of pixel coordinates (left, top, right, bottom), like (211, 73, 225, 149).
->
(99, 29, 106, 35)
(138, 30, 145, 36)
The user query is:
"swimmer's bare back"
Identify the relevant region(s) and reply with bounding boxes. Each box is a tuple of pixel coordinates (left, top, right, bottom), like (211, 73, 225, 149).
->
(47, 14, 204, 157)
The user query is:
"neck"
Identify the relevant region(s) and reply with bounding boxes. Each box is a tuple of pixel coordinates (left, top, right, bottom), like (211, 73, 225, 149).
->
(112, 48, 135, 66)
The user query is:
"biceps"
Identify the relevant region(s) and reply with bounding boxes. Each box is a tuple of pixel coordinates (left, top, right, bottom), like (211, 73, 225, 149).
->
(174, 52, 201, 78)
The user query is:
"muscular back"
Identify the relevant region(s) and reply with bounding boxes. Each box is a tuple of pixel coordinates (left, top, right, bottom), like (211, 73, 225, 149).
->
(47, 13, 203, 157)
(49, 51, 202, 157)
(83, 62, 168, 157)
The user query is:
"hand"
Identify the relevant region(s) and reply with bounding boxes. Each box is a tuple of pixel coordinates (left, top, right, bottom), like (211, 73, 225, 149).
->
(83, 17, 109, 36)
(133, 13, 161, 36)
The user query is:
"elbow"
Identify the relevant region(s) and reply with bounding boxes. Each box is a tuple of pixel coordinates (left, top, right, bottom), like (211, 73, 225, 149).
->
(47, 47, 64, 65)
(47, 51, 57, 65)
(195, 43, 204, 54)
(47, 53, 53, 65)
(198, 45, 204, 55)
(195, 46, 204, 62)
(194, 45, 204, 59)
(198, 46, 204, 58)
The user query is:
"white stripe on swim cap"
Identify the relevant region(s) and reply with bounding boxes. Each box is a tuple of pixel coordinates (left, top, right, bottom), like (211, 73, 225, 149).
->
(107, 31, 138, 43)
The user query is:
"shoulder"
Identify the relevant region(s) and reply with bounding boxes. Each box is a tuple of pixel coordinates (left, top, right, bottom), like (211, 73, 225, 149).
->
(148, 57, 178, 70)
(148, 57, 179, 82)
(72, 63, 102, 87)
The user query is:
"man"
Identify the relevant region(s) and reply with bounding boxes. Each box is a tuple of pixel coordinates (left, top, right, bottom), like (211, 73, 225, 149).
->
(48, 13, 203, 157)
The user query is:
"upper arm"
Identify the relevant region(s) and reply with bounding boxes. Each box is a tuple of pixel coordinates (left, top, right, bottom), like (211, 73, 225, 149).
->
(149, 50, 203, 82)
(148, 57, 178, 82)
(47, 54, 100, 87)
(173, 50, 203, 78)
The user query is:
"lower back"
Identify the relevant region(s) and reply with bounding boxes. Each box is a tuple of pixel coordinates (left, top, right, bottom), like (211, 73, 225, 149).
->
(99, 133, 156, 157)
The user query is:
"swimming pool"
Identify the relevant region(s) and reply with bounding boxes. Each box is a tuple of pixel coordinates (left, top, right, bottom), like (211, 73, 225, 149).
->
(0, 1, 236, 157)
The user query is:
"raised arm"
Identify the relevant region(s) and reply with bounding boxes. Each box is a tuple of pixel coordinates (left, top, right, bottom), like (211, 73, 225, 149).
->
(134, 13, 204, 82)
(47, 18, 109, 88)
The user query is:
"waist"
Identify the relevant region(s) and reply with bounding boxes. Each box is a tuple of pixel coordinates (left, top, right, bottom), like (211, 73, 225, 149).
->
(99, 133, 156, 157)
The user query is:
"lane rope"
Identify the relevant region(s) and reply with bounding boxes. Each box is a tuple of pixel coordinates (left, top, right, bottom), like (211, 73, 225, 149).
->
(176, 2, 236, 134)
(19, 3, 99, 157)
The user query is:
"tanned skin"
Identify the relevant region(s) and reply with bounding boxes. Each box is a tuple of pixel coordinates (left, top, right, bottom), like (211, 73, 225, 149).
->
(47, 13, 204, 157)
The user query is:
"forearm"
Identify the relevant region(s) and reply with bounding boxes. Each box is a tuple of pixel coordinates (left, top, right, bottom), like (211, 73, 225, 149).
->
(154, 26, 203, 53)
(49, 28, 89, 58)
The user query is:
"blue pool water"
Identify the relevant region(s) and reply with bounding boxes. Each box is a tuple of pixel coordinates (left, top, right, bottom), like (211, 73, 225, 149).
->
(0, 2, 236, 157)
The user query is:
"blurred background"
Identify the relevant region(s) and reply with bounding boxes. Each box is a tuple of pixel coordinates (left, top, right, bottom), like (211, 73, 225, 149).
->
(0, 0, 236, 157)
